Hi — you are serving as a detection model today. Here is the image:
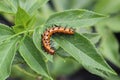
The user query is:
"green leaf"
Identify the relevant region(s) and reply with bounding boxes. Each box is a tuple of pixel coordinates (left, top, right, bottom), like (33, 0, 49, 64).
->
(15, 7, 30, 26)
(56, 33, 101, 58)
(13, 7, 30, 33)
(53, 33, 116, 78)
(0, 24, 14, 42)
(0, 0, 49, 15)
(52, 56, 81, 76)
(52, 0, 94, 11)
(0, 37, 19, 80)
(13, 7, 37, 33)
(14, 7, 38, 34)
(26, 16, 37, 29)
(33, 26, 53, 62)
(28, 0, 49, 15)
(45, 9, 106, 28)
(19, 36, 50, 78)
(106, 15, 120, 32)
(82, 33, 101, 44)
(0, 0, 14, 13)
(94, 0, 120, 14)
(96, 26, 120, 68)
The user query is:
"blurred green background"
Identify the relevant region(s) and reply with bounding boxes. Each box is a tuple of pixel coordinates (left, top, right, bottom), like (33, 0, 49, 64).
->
(0, 0, 120, 80)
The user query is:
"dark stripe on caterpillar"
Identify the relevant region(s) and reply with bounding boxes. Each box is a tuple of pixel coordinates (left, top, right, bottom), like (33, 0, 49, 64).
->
(42, 25, 74, 55)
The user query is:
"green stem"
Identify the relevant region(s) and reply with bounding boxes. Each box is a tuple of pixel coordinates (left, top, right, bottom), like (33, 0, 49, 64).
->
(6, 29, 34, 41)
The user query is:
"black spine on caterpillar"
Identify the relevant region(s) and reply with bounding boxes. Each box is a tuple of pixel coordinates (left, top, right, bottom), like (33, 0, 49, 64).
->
(42, 26, 75, 55)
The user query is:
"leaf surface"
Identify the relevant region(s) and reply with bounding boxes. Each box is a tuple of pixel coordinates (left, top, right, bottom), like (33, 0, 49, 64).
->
(53, 33, 116, 77)
(45, 9, 106, 28)
(19, 36, 50, 78)
(0, 37, 19, 80)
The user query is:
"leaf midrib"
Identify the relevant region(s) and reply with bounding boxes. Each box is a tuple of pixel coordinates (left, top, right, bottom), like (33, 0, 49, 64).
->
(54, 37, 115, 74)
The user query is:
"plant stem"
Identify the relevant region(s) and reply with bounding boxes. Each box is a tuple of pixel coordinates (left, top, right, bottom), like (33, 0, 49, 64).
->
(6, 29, 34, 41)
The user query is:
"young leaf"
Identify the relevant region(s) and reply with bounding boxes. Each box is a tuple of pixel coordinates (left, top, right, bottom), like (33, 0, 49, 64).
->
(19, 36, 50, 78)
(53, 33, 116, 78)
(33, 26, 53, 62)
(45, 9, 106, 28)
(15, 7, 30, 26)
(13, 7, 30, 33)
(0, 37, 19, 80)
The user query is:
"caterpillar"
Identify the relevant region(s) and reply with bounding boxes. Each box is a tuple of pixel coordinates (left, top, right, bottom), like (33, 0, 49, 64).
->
(42, 25, 74, 55)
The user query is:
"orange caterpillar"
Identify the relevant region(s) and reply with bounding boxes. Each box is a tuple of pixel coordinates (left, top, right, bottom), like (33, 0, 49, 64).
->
(42, 25, 74, 55)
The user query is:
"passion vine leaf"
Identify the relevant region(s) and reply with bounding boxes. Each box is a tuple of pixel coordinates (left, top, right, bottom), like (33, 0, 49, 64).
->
(56, 33, 101, 58)
(0, 24, 20, 80)
(45, 9, 106, 28)
(53, 33, 116, 78)
(19, 36, 51, 78)
(0, 37, 19, 80)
